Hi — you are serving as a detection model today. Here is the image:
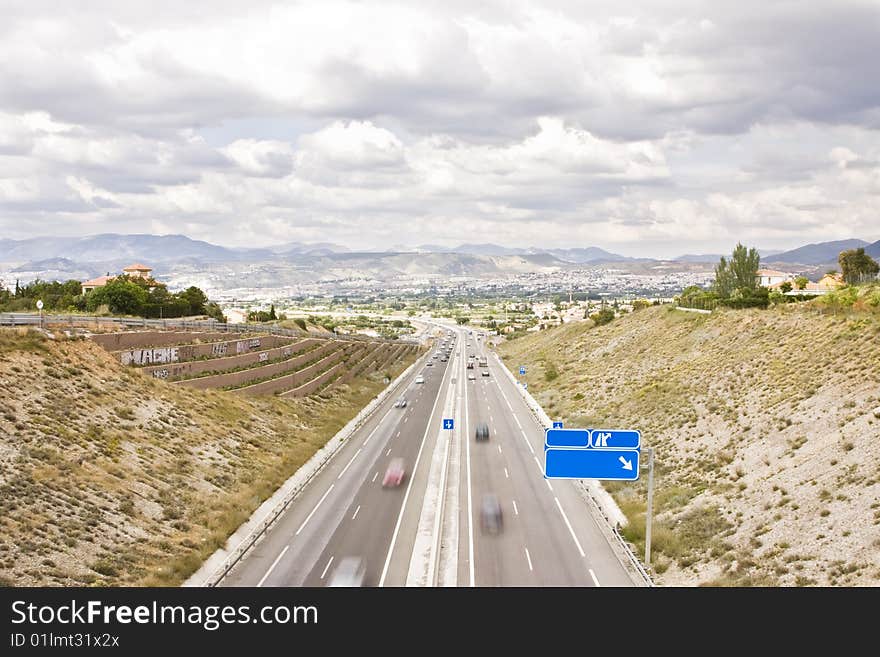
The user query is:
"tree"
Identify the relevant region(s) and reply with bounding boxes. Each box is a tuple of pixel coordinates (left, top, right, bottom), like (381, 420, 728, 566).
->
(839, 248, 879, 285)
(794, 276, 809, 291)
(86, 277, 148, 315)
(730, 242, 761, 291)
(178, 286, 209, 315)
(268, 304, 277, 321)
(712, 257, 735, 297)
(456, 316, 469, 325)
(779, 281, 793, 294)
(632, 299, 651, 311)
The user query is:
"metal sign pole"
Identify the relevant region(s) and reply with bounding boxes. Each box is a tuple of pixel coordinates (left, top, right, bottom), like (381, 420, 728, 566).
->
(644, 446, 655, 569)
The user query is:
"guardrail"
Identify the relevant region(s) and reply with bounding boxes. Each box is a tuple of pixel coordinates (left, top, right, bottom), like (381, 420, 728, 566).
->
(490, 349, 654, 587)
(0, 312, 398, 343)
(197, 347, 431, 586)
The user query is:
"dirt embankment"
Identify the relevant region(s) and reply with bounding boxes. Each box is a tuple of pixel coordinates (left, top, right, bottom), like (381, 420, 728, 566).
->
(498, 304, 880, 586)
(0, 328, 415, 586)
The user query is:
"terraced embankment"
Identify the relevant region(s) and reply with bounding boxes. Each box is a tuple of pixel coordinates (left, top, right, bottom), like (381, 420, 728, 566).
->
(95, 330, 419, 397)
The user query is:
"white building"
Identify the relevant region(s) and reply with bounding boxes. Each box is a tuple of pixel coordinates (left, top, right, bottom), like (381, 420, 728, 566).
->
(756, 269, 792, 287)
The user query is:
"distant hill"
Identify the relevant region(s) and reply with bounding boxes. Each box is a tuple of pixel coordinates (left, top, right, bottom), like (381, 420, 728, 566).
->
(866, 240, 880, 259)
(674, 254, 724, 263)
(767, 239, 869, 265)
(543, 247, 629, 263)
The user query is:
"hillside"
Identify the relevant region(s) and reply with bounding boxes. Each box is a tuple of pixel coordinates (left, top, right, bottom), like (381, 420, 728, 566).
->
(0, 328, 416, 586)
(498, 303, 880, 586)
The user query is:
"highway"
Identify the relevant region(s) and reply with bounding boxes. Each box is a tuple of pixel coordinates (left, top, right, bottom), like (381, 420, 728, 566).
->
(221, 325, 637, 587)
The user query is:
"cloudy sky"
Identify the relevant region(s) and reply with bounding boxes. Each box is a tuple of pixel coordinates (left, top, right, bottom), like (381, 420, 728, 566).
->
(1, 0, 879, 258)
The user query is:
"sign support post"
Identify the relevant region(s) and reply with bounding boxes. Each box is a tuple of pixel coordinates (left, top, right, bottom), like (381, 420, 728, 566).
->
(644, 446, 655, 569)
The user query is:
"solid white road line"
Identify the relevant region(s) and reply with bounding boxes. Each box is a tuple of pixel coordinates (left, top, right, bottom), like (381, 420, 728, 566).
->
(554, 496, 586, 558)
(352, 505, 361, 520)
(320, 556, 334, 580)
(589, 568, 600, 587)
(532, 455, 543, 475)
(512, 500, 518, 516)
(524, 547, 533, 572)
(372, 472, 378, 483)
(545, 479, 553, 492)
(337, 448, 362, 480)
(463, 333, 475, 587)
(257, 545, 289, 587)
(295, 484, 334, 536)
(379, 348, 452, 587)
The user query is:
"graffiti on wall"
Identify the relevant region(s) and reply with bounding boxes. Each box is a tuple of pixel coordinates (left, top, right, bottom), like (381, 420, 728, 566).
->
(152, 369, 169, 379)
(259, 352, 269, 362)
(121, 347, 180, 366)
(236, 338, 261, 354)
(212, 342, 229, 357)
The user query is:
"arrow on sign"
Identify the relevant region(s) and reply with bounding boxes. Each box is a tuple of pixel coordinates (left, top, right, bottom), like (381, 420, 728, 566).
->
(619, 455, 633, 471)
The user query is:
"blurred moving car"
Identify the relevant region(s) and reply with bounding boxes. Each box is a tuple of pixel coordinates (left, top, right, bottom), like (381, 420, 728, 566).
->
(480, 493, 503, 534)
(327, 557, 366, 587)
(468, 372, 476, 381)
(475, 423, 489, 441)
(426, 360, 433, 366)
(382, 457, 406, 487)
(481, 369, 489, 377)
(394, 397, 407, 408)
(415, 375, 425, 384)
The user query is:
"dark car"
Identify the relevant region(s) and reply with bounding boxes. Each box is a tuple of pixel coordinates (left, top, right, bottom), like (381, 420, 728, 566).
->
(480, 493, 503, 534)
(475, 423, 489, 441)
(481, 369, 489, 377)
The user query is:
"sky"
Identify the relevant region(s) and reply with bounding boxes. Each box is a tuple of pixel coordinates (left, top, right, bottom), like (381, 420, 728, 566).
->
(0, 0, 879, 258)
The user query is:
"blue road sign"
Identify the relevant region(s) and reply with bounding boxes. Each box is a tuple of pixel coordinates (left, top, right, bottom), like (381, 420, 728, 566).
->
(552, 421, 564, 429)
(519, 366, 526, 375)
(545, 448, 640, 481)
(590, 429, 641, 449)
(443, 418, 454, 430)
(545, 428, 589, 448)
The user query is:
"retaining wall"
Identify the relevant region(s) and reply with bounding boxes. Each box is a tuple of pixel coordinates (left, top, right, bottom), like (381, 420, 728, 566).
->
(140, 338, 317, 380)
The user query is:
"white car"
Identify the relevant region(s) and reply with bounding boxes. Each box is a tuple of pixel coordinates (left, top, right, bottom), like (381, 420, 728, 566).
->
(415, 375, 425, 384)
(327, 557, 366, 587)
(468, 372, 476, 381)
(394, 397, 407, 408)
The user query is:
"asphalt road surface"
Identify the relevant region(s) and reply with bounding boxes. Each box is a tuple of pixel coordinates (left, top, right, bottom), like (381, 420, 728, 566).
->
(221, 325, 635, 587)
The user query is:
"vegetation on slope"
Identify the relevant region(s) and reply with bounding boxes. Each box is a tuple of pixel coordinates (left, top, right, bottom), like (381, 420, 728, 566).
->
(0, 328, 415, 586)
(498, 301, 880, 586)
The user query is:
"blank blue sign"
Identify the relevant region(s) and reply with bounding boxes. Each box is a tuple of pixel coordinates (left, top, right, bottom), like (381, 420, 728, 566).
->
(545, 448, 640, 481)
(545, 428, 589, 448)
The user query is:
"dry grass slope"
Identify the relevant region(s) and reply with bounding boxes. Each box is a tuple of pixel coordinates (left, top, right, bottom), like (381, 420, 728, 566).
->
(498, 303, 880, 586)
(0, 328, 416, 586)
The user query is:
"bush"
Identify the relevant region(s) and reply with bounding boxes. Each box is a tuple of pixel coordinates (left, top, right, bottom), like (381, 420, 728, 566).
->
(590, 309, 615, 326)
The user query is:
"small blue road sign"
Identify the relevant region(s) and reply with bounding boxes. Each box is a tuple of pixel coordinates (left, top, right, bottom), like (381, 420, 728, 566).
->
(545, 448, 640, 481)
(590, 429, 641, 449)
(545, 428, 589, 448)
(443, 418, 454, 430)
(552, 421, 564, 429)
(519, 366, 526, 375)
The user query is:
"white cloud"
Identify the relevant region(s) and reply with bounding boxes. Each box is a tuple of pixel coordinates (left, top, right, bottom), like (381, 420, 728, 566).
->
(0, 0, 878, 255)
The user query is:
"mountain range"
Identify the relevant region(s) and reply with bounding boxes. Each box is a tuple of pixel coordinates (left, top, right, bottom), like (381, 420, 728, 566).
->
(1, 233, 878, 285)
